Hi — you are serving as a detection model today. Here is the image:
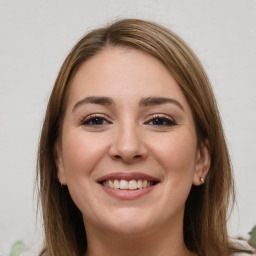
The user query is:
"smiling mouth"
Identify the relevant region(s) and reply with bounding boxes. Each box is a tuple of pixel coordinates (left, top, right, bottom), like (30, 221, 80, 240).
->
(97, 173, 160, 200)
(101, 179, 159, 190)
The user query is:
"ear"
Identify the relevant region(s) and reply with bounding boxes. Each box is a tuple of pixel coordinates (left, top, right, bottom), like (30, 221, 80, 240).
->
(193, 139, 211, 186)
(54, 143, 67, 185)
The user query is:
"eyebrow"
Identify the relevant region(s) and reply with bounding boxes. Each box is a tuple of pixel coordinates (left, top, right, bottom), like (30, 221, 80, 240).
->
(72, 96, 113, 112)
(72, 96, 184, 112)
(140, 97, 184, 111)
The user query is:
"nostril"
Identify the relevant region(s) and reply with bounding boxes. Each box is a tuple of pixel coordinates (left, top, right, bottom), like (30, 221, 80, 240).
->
(111, 154, 144, 163)
(109, 140, 147, 162)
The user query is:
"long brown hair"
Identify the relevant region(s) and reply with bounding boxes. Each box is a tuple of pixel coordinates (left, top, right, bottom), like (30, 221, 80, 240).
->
(37, 19, 247, 256)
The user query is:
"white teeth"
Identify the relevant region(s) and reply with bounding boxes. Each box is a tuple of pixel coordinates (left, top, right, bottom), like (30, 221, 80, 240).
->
(142, 180, 148, 188)
(114, 179, 120, 189)
(109, 180, 114, 188)
(137, 180, 143, 189)
(129, 180, 137, 190)
(120, 180, 129, 189)
(103, 179, 155, 190)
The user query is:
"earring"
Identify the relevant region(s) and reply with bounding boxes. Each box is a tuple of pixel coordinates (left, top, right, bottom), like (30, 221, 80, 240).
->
(59, 182, 66, 188)
(200, 177, 205, 184)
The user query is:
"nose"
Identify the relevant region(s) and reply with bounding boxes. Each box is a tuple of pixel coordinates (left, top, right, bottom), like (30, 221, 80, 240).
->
(109, 123, 147, 163)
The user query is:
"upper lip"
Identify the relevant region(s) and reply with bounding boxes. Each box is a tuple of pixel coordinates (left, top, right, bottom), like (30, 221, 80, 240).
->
(96, 172, 160, 183)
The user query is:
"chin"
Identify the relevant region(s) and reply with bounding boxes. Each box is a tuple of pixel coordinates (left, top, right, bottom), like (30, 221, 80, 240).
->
(99, 207, 158, 235)
(82, 207, 151, 235)
(108, 221, 152, 236)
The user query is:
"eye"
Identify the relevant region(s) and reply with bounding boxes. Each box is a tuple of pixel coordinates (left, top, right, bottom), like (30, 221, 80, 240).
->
(80, 114, 111, 126)
(145, 114, 177, 126)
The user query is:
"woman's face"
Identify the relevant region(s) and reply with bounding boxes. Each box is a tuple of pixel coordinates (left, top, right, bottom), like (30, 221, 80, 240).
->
(56, 47, 209, 236)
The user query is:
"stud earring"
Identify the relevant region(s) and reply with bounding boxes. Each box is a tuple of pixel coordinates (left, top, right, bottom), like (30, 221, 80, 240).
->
(59, 182, 66, 188)
(200, 177, 205, 184)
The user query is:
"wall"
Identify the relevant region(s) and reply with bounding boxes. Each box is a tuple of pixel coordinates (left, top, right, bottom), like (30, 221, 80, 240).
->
(0, 0, 255, 254)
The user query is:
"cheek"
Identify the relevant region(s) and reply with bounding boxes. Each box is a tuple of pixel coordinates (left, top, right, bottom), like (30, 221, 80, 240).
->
(144, 131, 198, 220)
(151, 131, 197, 180)
(60, 132, 109, 214)
(61, 131, 109, 181)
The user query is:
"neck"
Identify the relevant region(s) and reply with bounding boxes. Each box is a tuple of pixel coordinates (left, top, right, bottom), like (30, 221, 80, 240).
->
(84, 218, 196, 256)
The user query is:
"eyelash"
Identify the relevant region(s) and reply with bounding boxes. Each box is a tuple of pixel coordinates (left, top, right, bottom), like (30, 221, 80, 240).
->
(145, 114, 177, 127)
(80, 114, 177, 127)
(80, 114, 111, 126)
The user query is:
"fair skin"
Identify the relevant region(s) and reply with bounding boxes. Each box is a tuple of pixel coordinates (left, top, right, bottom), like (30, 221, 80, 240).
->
(55, 47, 210, 256)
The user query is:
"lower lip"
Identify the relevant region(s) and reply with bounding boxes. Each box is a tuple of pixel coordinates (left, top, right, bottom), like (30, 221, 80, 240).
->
(99, 184, 157, 200)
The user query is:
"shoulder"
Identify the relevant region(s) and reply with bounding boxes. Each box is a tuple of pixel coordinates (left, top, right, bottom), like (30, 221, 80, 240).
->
(230, 239, 256, 255)
(232, 252, 256, 256)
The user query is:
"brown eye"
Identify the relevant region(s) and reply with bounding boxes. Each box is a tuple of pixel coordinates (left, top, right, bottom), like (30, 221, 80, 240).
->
(81, 114, 111, 126)
(149, 117, 176, 126)
(146, 116, 177, 126)
(82, 117, 107, 125)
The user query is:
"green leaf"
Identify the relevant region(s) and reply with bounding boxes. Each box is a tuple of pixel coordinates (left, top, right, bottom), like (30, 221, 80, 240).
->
(10, 241, 24, 256)
(249, 225, 256, 248)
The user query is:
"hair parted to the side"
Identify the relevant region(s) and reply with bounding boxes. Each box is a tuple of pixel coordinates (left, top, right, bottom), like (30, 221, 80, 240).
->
(37, 19, 243, 256)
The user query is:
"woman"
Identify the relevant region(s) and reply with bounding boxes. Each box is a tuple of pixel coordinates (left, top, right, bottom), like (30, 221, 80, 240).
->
(37, 19, 255, 256)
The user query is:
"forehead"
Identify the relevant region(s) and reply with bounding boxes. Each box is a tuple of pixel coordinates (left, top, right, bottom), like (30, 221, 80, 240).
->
(66, 47, 191, 111)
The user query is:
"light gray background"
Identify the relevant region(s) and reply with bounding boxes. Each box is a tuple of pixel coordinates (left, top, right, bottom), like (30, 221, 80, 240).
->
(0, 0, 255, 254)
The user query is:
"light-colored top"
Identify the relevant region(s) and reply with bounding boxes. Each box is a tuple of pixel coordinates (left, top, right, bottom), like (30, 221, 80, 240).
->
(233, 252, 256, 256)
(231, 239, 256, 255)
(234, 252, 256, 256)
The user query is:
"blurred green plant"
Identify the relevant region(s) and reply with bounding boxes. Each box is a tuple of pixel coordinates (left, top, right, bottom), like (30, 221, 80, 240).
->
(10, 240, 24, 256)
(249, 225, 256, 248)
